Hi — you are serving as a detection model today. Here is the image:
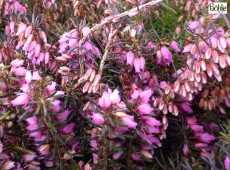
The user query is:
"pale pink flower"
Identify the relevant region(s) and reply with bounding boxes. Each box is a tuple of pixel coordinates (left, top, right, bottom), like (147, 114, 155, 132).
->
(91, 112, 105, 125)
(2, 160, 15, 170)
(188, 21, 200, 30)
(13, 67, 26, 76)
(109, 89, 121, 104)
(25, 70, 32, 83)
(126, 51, 135, 66)
(47, 81, 56, 93)
(32, 71, 41, 81)
(81, 26, 91, 36)
(26, 116, 38, 125)
(139, 89, 152, 103)
(20, 83, 30, 92)
(142, 116, 161, 126)
(121, 115, 137, 129)
(134, 57, 141, 72)
(57, 110, 71, 121)
(11, 93, 29, 106)
(170, 41, 180, 53)
(10, 59, 24, 68)
(23, 154, 37, 162)
(16, 22, 27, 36)
(98, 91, 111, 109)
(90, 140, 99, 149)
(160, 46, 173, 65)
(131, 90, 140, 100)
(139, 56, 145, 70)
(138, 103, 153, 114)
(38, 144, 50, 156)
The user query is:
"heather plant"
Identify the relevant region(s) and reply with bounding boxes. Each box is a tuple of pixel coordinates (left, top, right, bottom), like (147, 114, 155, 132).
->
(0, 0, 229, 169)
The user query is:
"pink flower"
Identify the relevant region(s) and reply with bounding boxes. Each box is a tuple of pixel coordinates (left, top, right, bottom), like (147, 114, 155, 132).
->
(198, 133, 215, 143)
(50, 100, 61, 112)
(121, 115, 137, 129)
(23, 154, 37, 162)
(110, 89, 121, 104)
(131, 153, 140, 161)
(179, 102, 193, 113)
(190, 125, 204, 132)
(186, 117, 197, 125)
(126, 51, 135, 66)
(183, 144, 189, 156)
(188, 21, 200, 30)
(13, 67, 27, 76)
(90, 140, 99, 149)
(11, 93, 29, 106)
(57, 109, 71, 121)
(16, 22, 27, 36)
(170, 41, 180, 53)
(26, 116, 38, 125)
(38, 144, 50, 156)
(91, 112, 105, 125)
(0, 81, 7, 91)
(25, 70, 32, 83)
(81, 26, 91, 36)
(32, 71, 41, 80)
(62, 122, 75, 134)
(47, 81, 56, 93)
(98, 91, 111, 109)
(134, 57, 141, 72)
(0, 142, 3, 154)
(139, 56, 145, 70)
(139, 89, 152, 103)
(113, 151, 123, 160)
(2, 160, 15, 170)
(10, 59, 24, 68)
(160, 46, 173, 66)
(131, 90, 140, 100)
(26, 124, 38, 131)
(142, 116, 161, 126)
(138, 103, 153, 114)
(224, 156, 230, 170)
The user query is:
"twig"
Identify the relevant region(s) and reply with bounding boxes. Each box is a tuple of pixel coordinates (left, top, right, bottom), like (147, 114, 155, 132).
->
(80, 0, 163, 46)
(99, 25, 114, 75)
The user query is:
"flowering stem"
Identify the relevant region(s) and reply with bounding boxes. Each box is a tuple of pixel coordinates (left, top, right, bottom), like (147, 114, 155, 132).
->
(80, 0, 163, 45)
(99, 25, 114, 75)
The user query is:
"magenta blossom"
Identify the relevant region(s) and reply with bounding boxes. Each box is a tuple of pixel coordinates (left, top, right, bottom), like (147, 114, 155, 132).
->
(224, 156, 230, 170)
(62, 122, 75, 134)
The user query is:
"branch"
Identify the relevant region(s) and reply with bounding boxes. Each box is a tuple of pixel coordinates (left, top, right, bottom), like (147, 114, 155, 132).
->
(80, 0, 163, 45)
(99, 25, 114, 75)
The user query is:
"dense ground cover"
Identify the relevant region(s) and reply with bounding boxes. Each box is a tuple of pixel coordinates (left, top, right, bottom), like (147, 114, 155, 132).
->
(0, 0, 230, 169)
